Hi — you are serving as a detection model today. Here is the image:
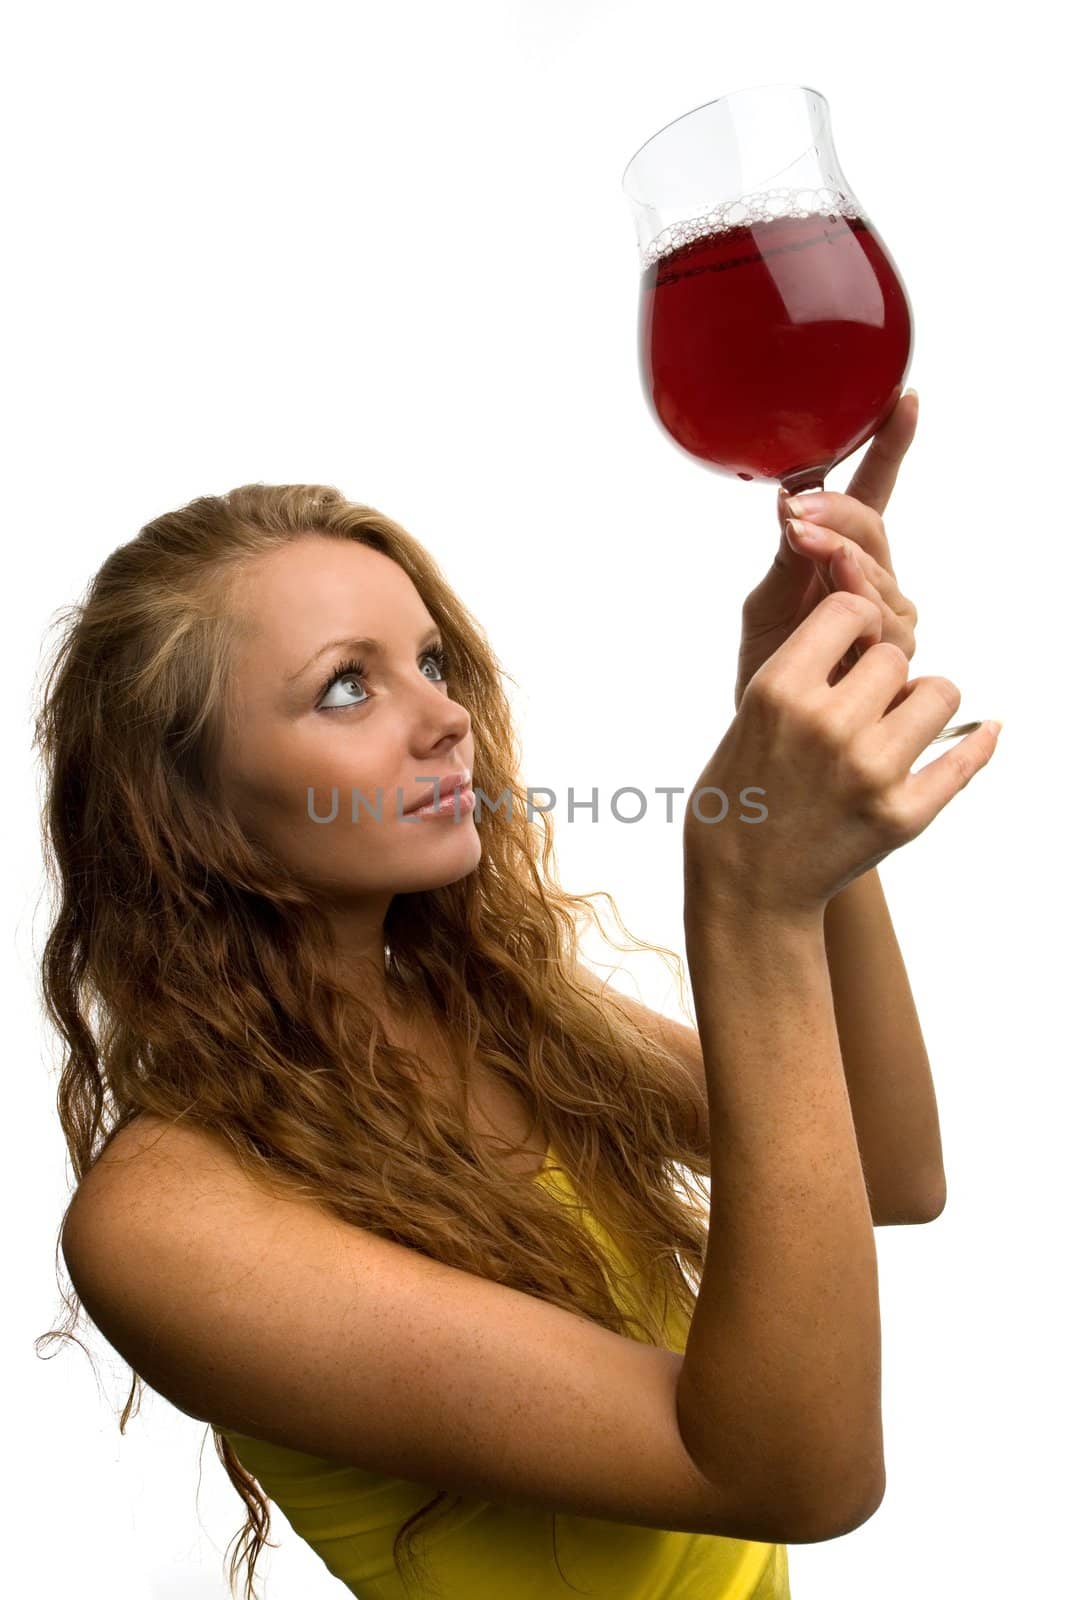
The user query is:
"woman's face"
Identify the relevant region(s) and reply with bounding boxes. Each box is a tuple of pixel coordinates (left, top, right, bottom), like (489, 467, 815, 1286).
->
(216, 534, 480, 902)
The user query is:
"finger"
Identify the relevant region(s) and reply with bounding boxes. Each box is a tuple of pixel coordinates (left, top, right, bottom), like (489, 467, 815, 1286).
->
(786, 520, 909, 616)
(782, 490, 893, 570)
(889, 712, 1000, 836)
(824, 545, 886, 684)
(799, 532, 873, 602)
(843, 390, 919, 517)
(879, 674, 920, 716)
(765, 491, 820, 588)
(831, 624, 914, 728)
(765, 590, 883, 691)
(829, 543, 885, 611)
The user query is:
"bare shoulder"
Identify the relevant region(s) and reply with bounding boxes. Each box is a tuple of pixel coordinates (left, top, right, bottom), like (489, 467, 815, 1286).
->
(72, 1111, 253, 1212)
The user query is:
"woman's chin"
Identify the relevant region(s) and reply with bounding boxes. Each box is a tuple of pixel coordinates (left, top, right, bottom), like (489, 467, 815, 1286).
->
(395, 824, 483, 889)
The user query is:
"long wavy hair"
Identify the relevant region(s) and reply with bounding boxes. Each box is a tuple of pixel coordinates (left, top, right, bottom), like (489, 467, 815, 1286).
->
(32, 482, 711, 1600)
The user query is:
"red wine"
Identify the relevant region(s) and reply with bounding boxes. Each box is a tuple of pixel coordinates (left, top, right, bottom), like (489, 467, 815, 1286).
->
(638, 208, 913, 491)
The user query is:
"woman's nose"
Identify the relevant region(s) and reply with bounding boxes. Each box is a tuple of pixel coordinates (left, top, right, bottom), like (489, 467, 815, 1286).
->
(436, 697, 471, 745)
(414, 673, 470, 743)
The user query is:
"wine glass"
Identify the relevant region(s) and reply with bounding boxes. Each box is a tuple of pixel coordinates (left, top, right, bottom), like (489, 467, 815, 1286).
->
(621, 84, 978, 743)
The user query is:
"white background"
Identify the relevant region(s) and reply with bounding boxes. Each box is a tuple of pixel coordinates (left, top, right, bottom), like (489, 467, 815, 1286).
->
(5, 2, 1061, 1596)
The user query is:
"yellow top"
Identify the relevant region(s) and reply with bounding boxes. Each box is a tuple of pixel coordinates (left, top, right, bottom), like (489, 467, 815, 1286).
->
(217, 1145, 791, 1599)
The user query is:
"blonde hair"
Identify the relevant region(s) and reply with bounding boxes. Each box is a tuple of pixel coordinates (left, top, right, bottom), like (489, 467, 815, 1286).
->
(33, 482, 710, 1599)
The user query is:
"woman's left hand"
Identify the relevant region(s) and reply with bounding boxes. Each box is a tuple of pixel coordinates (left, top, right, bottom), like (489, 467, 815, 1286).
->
(734, 391, 921, 709)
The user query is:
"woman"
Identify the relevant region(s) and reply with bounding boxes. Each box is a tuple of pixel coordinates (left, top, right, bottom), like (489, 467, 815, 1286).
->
(37, 396, 997, 1599)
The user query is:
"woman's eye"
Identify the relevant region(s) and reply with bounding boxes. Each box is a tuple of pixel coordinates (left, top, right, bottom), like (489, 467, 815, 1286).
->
(317, 647, 448, 711)
(319, 671, 368, 710)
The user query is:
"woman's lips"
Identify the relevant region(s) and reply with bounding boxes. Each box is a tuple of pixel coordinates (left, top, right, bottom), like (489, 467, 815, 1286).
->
(402, 768, 473, 816)
(406, 782, 475, 819)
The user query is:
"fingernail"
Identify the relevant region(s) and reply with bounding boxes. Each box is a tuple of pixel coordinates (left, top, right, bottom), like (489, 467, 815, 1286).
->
(986, 719, 1003, 736)
(904, 387, 919, 403)
(786, 518, 821, 543)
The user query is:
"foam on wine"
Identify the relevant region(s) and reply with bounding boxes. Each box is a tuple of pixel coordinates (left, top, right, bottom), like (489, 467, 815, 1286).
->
(638, 185, 864, 272)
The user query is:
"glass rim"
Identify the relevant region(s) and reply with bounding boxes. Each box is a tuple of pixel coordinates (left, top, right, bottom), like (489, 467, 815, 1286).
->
(620, 82, 828, 194)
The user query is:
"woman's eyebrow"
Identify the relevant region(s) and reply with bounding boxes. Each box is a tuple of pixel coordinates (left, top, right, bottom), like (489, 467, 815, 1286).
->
(286, 624, 442, 683)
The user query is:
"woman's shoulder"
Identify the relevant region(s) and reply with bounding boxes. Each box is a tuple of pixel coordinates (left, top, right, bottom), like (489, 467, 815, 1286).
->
(75, 1111, 245, 1214)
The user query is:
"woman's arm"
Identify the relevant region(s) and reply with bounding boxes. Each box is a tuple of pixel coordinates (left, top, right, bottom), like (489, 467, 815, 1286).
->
(586, 867, 945, 1225)
(675, 900, 885, 1534)
(822, 867, 946, 1222)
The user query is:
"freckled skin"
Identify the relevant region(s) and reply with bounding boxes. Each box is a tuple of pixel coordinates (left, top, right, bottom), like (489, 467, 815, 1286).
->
(215, 534, 480, 994)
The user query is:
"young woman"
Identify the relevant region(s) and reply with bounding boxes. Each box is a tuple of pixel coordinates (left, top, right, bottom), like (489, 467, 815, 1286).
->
(38, 399, 998, 1599)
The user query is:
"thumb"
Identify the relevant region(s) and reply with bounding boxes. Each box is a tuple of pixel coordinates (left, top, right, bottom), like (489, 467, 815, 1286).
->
(767, 500, 816, 587)
(743, 500, 817, 623)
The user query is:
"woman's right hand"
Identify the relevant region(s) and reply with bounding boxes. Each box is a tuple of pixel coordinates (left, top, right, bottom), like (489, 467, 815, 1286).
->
(682, 590, 1000, 927)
